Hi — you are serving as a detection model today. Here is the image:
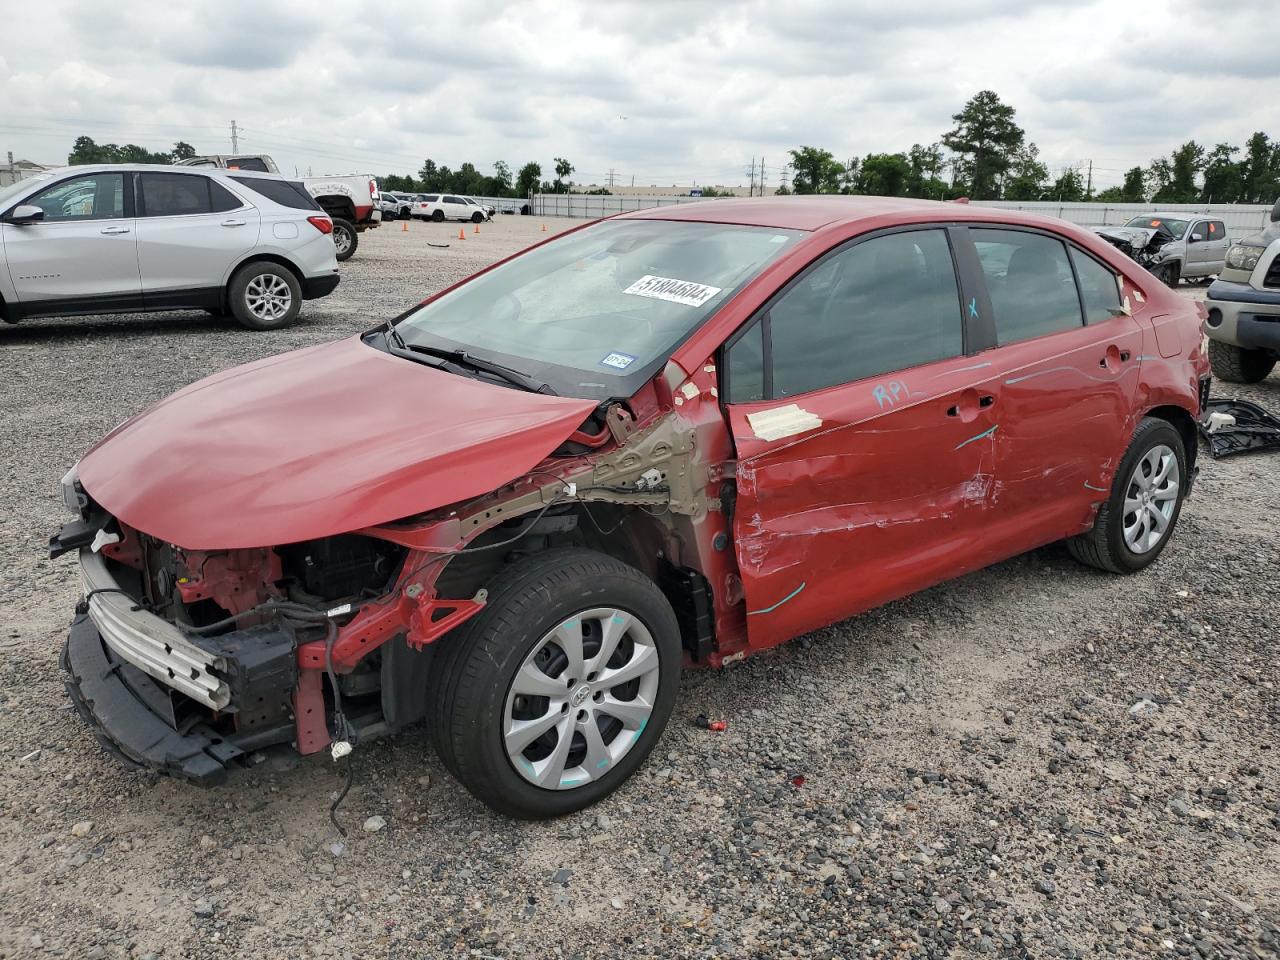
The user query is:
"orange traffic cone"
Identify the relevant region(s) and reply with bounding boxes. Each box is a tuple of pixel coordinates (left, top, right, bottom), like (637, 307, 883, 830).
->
(473, 223, 480, 234)
(541, 223, 547, 232)
(401, 219, 408, 232)
(458, 228, 466, 240)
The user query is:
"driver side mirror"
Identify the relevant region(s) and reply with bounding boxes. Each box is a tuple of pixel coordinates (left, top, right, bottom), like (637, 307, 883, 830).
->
(1189, 232, 1203, 243)
(7, 204, 44, 224)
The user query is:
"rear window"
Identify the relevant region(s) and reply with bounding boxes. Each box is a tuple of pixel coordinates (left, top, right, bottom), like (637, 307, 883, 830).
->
(226, 157, 271, 173)
(230, 177, 321, 211)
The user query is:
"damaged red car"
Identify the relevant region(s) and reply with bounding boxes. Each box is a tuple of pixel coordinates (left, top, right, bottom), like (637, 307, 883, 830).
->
(53, 197, 1211, 818)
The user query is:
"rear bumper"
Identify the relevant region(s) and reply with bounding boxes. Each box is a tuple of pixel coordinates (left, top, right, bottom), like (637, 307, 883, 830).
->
(1205, 280, 1280, 350)
(302, 272, 340, 300)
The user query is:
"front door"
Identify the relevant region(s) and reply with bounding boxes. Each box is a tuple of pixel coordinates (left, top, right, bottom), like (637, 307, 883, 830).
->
(2, 171, 141, 312)
(722, 227, 1000, 649)
(965, 227, 1144, 552)
(134, 172, 260, 304)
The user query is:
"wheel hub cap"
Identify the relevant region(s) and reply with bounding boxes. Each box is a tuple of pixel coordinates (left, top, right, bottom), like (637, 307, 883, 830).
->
(1122, 443, 1180, 554)
(503, 607, 661, 791)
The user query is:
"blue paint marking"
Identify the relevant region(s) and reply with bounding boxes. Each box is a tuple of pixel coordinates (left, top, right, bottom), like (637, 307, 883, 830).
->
(611, 614, 626, 623)
(596, 759, 610, 770)
(635, 718, 648, 736)
(748, 581, 807, 616)
(954, 425, 998, 450)
(968, 297, 979, 319)
(563, 775, 587, 785)
(1083, 481, 1107, 492)
(1005, 365, 1139, 386)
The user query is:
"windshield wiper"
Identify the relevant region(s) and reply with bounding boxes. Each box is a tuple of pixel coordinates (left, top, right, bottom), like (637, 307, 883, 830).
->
(383, 319, 408, 351)
(397, 343, 556, 395)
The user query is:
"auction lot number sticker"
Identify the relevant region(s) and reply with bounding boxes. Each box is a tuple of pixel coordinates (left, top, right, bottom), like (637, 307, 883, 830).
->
(623, 275, 723, 308)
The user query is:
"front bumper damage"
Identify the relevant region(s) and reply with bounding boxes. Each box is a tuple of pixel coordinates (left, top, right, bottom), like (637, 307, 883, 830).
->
(65, 547, 298, 784)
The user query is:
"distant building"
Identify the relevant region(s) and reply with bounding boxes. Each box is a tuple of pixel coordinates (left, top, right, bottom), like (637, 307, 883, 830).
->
(1, 159, 58, 188)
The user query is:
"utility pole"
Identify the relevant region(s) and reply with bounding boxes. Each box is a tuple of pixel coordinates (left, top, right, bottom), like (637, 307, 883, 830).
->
(1086, 159, 1093, 198)
(607, 168, 615, 188)
(230, 120, 239, 153)
(759, 157, 766, 195)
(780, 164, 790, 192)
(748, 157, 756, 197)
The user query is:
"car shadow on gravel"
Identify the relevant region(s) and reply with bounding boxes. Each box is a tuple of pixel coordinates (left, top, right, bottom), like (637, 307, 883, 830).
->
(0, 310, 326, 344)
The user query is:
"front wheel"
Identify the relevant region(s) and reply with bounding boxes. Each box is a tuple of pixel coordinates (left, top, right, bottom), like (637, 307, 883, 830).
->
(471, 211, 484, 223)
(429, 549, 682, 819)
(1154, 260, 1180, 287)
(332, 218, 357, 262)
(1208, 338, 1275, 384)
(431, 209, 445, 222)
(227, 262, 302, 331)
(1067, 417, 1187, 573)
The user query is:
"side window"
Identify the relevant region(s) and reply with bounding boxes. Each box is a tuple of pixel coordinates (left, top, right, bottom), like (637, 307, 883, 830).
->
(425, 195, 439, 203)
(727, 228, 963, 401)
(209, 180, 243, 213)
(1069, 248, 1122, 324)
(1189, 222, 1207, 242)
(227, 157, 270, 173)
(139, 173, 212, 217)
(972, 229, 1082, 344)
(1209, 220, 1225, 239)
(28, 173, 125, 221)
(444, 195, 462, 205)
(725, 321, 765, 403)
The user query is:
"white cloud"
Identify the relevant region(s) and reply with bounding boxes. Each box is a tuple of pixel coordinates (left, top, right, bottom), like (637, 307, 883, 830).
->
(1, 0, 1276, 191)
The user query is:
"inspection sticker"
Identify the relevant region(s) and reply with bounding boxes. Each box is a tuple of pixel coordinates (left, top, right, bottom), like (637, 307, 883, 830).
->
(623, 275, 722, 308)
(599, 351, 637, 370)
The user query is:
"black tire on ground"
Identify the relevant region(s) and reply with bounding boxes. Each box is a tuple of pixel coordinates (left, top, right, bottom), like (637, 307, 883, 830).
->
(431, 209, 445, 222)
(1066, 417, 1188, 574)
(1154, 260, 1180, 287)
(471, 211, 484, 223)
(1207, 338, 1275, 384)
(332, 218, 357, 262)
(227, 261, 302, 331)
(428, 548, 682, 819)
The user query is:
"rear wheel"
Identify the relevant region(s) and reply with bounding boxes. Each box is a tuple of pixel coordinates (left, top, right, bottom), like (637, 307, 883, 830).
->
(431, 209, 445, 222)
(1208, 338, 1275, 383)
(1067, 418, 1187, 573)
(332, 218, 357, 262)
(429, 549, 681, 818)
(228, 262, 301, 331)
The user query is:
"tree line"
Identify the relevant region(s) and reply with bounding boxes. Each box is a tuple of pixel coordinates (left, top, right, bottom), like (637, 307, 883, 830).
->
(68, 136, 198, 165)
(782, 90, 1280, 205)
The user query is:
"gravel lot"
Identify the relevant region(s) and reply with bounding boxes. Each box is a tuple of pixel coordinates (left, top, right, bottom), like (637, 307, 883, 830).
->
(1, 217, 1277, 960)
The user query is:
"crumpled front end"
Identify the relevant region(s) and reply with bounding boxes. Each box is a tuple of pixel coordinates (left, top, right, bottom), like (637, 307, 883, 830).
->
(1094, 225, 1175, 271)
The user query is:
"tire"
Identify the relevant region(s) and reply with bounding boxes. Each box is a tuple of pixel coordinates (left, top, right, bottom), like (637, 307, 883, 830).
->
(227, 262, 302, 331)
(1067, 417, 1188, 574)
(332, 218, 357, 262)
(1154, 260, 1180, 287)
(429, 548, 682, 819)
(1207, 338, 1275, 384)
(431, 209, 445, 223)
(471, 211, 484, 223)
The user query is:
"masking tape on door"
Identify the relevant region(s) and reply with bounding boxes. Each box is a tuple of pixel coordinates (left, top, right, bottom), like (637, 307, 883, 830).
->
(746, 404, 822, 442)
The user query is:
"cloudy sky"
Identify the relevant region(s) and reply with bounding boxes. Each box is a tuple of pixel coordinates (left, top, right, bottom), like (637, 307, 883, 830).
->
(2, 0, 1276, 191)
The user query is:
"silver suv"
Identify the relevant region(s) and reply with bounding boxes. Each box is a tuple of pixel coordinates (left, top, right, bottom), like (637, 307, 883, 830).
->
(1205, 199, 1280, 382)
(0, 165, 339, 330)
(1095, 213, 1231, 286)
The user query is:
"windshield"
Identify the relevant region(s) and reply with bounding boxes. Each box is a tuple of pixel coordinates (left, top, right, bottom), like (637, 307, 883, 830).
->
(1124, 216, 1189, 239)
(395, 218, 801, 399)
(0, 173, 54, 211)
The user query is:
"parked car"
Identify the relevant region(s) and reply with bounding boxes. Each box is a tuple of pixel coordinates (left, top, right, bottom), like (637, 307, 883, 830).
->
(52, 197, 1208, 818)
(379, 194, 410, 220)
(1094, 212, 1230, 286)
(0, 165, 339, 330)
(414, 193, 488, 223)
(176, 155, 380, 262)
(1204, 198, 1280, 382)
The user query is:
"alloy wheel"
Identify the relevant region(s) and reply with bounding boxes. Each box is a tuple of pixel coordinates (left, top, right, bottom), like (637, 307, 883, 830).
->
(503, 607, 660, 790)
(334, 228, 352, 256)
(244, 274, 293, 324)
(1122, 443, 1180, 554)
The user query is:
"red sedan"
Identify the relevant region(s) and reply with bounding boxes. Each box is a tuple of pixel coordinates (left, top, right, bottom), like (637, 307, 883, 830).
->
(52, 196, 1210, 818)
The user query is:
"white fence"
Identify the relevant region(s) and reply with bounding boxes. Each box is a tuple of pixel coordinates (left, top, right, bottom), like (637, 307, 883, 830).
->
(529, 193, 1275, 234)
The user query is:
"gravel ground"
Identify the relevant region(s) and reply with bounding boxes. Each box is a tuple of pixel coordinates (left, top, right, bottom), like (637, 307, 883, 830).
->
(0, 218, 1277, 960)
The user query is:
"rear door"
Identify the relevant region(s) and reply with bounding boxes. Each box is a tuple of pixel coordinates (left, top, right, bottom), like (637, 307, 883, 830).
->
(134, 172, 260, 305)
(443, 195, 467, 220)
(723, 226, 1004, 648)
(1, 170, 140, 311)
(964, 227, 1144, 552)
(1205, 219, 1229, 273)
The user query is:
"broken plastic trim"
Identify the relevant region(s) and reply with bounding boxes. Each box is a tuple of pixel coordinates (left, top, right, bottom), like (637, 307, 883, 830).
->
(1198, 398, 1280, 458)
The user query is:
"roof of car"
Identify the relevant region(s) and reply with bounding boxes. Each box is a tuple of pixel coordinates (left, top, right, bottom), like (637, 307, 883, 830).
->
(19, 163, 287, 180)
(1129, 212, 1199, 220)
(617, 195, 1063, 232)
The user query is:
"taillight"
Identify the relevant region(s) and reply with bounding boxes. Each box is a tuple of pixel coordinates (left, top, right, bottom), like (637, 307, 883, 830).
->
(369, 179, 377, 200)
(308, 216, 333, 235)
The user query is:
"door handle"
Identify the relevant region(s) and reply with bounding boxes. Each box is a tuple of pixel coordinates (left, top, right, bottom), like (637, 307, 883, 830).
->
(979, 394, 995, 408)
(99, 226, 130, 235)
(947, 394, 995, 417)
(221, 219, 247, 227)
(1099, 346, 1131, 368)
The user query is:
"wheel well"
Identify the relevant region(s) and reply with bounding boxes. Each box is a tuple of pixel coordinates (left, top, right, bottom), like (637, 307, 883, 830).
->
(224, 253, 304, 302)
(316, 196, 356, 222)
(1144, 404, 1198, 473)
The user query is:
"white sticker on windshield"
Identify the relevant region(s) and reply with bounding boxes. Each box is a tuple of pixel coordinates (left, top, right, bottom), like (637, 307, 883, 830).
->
(623, 275, 723, 308)
(600, 351, 637, 370)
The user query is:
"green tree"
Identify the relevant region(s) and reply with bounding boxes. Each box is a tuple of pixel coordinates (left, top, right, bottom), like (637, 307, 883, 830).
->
(552, 157, 574, 193)
(1239, 132, 1280, 203)
(1200, 143, 1242, 202)
(1149, 141, 1204, 203)
(418, 159, 440, 190)
(788, 146, 843, 194)
(1002, 143, 1049, 201)
(857, 153, 911, 196)
(941, 90, 1026, 199)
(1095, 166, 1147, 203)
(515, 161, 541, 197)
(1049, 166, 1087, 202)
(905, 143, 947, 198)
(492, 160, 512, 195)
(171, 141, 196, 161)
(380, 173, 419, 192)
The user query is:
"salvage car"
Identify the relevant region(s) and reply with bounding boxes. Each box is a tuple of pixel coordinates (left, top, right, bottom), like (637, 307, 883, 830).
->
(52, 197, 1210, 818)
(1095, 213, 1229, 286)
(0, 165, 339, 330)
(1204, 198, 1280, 382)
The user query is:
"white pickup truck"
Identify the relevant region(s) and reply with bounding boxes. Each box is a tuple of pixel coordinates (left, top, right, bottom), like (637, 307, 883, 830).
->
(176, 155, 380, 261)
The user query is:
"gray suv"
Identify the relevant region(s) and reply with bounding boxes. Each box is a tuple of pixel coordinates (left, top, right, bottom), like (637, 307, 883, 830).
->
(1204, 199, 1280, 382)
(1095, 213, 1231, 286)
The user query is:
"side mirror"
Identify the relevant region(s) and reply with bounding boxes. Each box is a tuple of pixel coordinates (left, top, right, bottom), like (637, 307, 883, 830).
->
(1190, 232, 1203, 243)
(8, 204, 44, 224)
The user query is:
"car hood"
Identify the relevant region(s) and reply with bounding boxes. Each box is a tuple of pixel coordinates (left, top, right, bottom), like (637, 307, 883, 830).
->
(1094, 226, 1161, 247)
(77, 337, 597, 550)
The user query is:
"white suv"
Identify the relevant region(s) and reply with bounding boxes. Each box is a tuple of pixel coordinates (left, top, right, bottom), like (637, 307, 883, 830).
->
(413, 193, 489, 223)
(0, 165, 340, 330)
